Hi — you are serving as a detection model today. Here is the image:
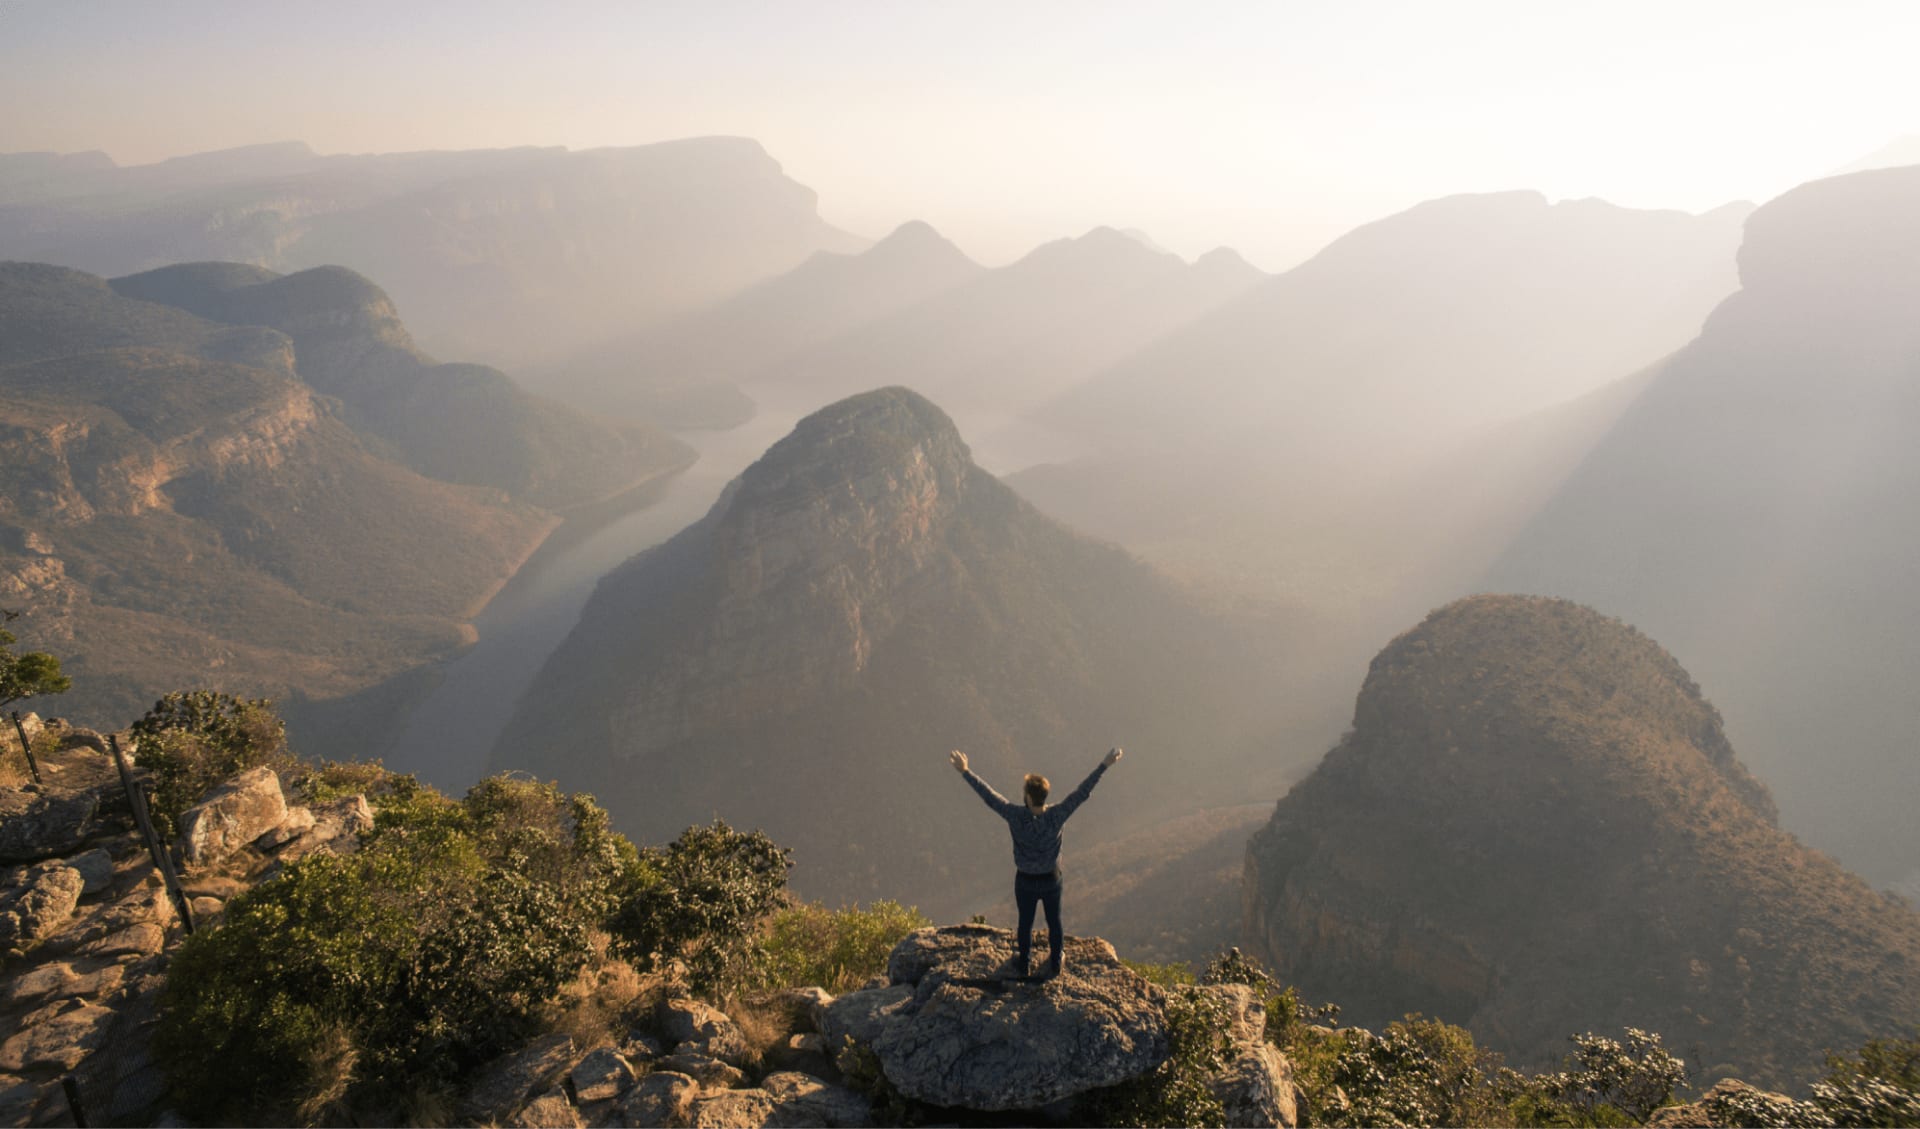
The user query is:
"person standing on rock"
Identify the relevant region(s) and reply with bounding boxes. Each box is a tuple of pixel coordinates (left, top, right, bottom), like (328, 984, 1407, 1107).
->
(949, 746, 1122, 980)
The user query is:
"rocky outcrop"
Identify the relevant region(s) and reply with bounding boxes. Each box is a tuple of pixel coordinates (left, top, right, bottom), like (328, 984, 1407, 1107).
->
(0, 864, 84, 957)
(461, 1033, 580, 1125)
(821, 924, 1169, 1111)
(175, 766, 287, 868)
(661, 997, 753, 1065)
(1200, 983, 1300, 1129)
(0, 787, 97, 864)
(0, 745, 387, 1129)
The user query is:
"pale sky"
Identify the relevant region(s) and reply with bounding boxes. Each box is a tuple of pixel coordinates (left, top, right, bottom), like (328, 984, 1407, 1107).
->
(1, 0, 1916, 268)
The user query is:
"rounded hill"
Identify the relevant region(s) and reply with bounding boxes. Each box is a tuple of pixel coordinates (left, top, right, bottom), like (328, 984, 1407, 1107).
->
(1245, 595, 1920, 1088)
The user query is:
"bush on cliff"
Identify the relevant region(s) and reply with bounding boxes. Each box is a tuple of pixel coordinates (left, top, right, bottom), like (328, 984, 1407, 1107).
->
(749, 898, 931, 994)
(156, 775, 622, 1121)
(132, 690, 292, 835)
(607, 818, 793, 994)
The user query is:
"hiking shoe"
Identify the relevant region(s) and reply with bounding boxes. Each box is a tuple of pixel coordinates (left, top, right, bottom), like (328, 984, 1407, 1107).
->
(1040, 955, 1063, 980)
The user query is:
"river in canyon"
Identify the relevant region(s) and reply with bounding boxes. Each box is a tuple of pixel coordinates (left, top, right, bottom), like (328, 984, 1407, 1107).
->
(380, 410, 799, 793)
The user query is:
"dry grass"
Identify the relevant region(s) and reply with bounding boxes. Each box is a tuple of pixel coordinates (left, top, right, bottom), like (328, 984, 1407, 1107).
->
(398, 1080, 458, 1129)
(291, 1024, 358, 1127)
(717, 995, 800, 1072)
(542, 933, 654, 1053)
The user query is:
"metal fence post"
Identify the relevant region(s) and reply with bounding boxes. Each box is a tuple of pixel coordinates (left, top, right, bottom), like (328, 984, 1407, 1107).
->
(107, 734, 195, 936)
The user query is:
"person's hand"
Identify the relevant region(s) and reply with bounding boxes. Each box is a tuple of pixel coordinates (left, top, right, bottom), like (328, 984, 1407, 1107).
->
(1103, 746, 1124, 768)
(950, 749, 969, 773)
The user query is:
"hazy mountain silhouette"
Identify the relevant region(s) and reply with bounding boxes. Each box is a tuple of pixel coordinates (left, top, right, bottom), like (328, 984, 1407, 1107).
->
(1246, 595, 1920, 1089)
(1007, 192, 1746, 667)
(0, 262, 552, 724)
(1488, 164, 1920, 890)
(491, 388, 1294, 916)
(0, 138, 864, 368)
(543, 220, 984, 428)
(1831, 134, 1920, 175)
(110, 262, 690, 509)
(744, 227, 1265, 465)
(1043, 191, 1747, 455)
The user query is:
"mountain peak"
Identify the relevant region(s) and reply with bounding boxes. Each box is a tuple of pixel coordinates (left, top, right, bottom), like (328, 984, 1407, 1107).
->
(863, 220, 976, 267)
(737, 386, 974, 511)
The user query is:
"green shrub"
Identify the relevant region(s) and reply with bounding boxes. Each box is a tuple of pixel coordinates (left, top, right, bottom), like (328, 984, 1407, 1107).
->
(751, 899, 931, 994)
(1810, 1031, 1920, 1127)
(0, 611, 70, 713)
(1529, 1028, 1687, 1125)
(1124, 958, 1198, 989)
(1082, 983, 1237, 1127)
(155, 774, 617, 1123)
(607, 819, 792, 996)
(131, 690, 292, 835)
(1318, 1015, 1518, 1128)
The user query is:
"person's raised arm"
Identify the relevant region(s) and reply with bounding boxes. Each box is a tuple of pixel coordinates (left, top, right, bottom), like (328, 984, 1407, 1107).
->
(1052, 746, 1122, 820)
(950, 749, 1019, 818)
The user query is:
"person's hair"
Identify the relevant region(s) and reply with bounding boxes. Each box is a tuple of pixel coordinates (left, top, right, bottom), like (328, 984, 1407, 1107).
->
(1023, 774, 1050, 807)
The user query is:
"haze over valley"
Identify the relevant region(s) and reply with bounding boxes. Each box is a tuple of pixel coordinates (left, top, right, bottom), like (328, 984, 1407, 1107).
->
(4, 4, 1920, 1123)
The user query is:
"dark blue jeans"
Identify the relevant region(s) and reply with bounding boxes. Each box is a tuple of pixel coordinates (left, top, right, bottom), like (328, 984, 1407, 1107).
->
(1014, 870, 1064, 969)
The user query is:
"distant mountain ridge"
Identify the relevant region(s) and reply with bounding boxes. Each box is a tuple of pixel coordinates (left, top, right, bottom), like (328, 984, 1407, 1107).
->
(1245, 595, 1920, 1089)
(547, 220, 985, 429)
(1488, 164, 1920, 888)
(492, 387, 1294, 915)
(110, 262, 690, 509)
(727, 226, 1265, 471)
(0, 138, 865, 368)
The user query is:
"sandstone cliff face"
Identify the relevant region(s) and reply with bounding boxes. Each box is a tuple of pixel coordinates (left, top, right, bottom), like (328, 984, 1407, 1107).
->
(0, 261, 554, 725)
(1243, 595, 1920, 1088)
(110, 262, 692, 510)
(496, 387, 1288, 914)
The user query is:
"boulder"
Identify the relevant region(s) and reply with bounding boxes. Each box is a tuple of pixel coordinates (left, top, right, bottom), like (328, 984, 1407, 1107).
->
(255, 804, 316, 849)
(0, 1003, 115, 1071)
(762, 1071, 873, 1126)
(821, 924, 1169, 1111)
(83, 921, 166, 958)
(622, 1071, 697, 1127)
(1646, 1079, 1816, 1128)
(655, 1053, 749, 1091)
(276, 794, 374, 862)
(510, 1089, 583, 1128)
(690, 1089, 778, 1128)
(682, 1074, 874, 1129)
(0, 786, 98, 863)
(1196, 985, 1299, 1128)
(0, 863, 84, 955)
(176, 766, 286, 867)
(462, 1033, 578, 1124)
(62, 847, 115, 895)
(773, 986, 834, 1034)
(764, 1033, 837, 1081)
(570, 1045, 636, 1102)
(661, 997, 753, 1065)
(1, 960, 127, 1008)
(814, 985, 911, 1048)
